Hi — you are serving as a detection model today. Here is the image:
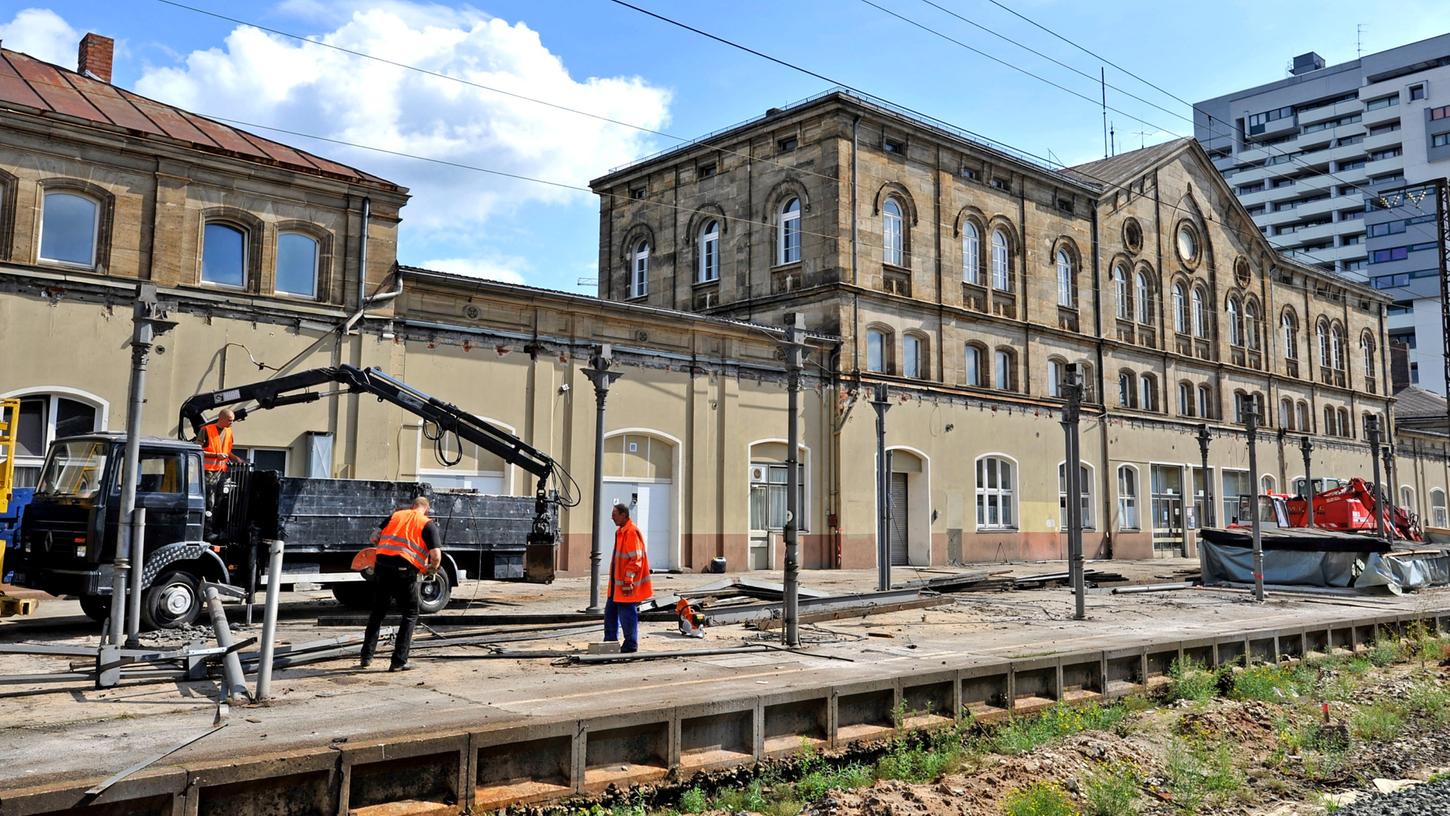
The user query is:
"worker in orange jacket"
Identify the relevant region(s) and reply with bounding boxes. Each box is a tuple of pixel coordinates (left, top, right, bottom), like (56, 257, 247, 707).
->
(604, 500, 652, 653)
(361, 496, 443, 671)
(199, 408, 243, 508)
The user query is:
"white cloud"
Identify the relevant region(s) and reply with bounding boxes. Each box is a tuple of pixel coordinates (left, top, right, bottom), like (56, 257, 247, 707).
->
(132, 3, 671, 264)
(418, 256, 526, 285)
(0, 8, 81, 67)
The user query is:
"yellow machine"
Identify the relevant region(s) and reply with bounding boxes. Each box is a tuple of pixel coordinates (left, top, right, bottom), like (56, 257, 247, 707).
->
(0, 398, 39, 616)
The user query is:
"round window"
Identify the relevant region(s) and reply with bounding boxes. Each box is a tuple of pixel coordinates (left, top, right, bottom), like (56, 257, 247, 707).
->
(1233, 257, 1252, 288)
(1176, 223, 1199, 265)
(1122, 218, 1143, 254)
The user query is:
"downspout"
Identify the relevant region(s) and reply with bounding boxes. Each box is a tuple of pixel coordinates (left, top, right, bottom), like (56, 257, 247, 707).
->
(1090, 206, 1112, 559)
(851, 114, 861, 374)
(356, 196, 371, 310)
(933, 145, 944, 382)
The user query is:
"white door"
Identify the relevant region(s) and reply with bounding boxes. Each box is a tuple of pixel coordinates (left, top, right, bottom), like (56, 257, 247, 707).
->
(600, 481, 674, 571)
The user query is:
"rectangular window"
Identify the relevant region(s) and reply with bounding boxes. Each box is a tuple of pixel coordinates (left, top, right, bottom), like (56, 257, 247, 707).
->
(748, 463, 806, 532)
(275, 232, 319, 298)
(1222, 470, 1253, 525)
(201, 223, 247, 288)
(883, 137, 905, 155)
(991, 178, 1010, 191)
(1364, 94, 1399, 110)
(777, 136, 798, 153)
(1433, 133, 1450, 148)
(629, 187, 645, 200)
(1117, 467, 1139, 530)
(1370, 246, 1410, 263)
(697, 162, 716, 179)
(1410, 84, 1426, 101)
(1431, 105, 1450, 121)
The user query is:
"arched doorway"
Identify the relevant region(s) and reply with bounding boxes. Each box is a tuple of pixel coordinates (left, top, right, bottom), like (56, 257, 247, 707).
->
(748, 440, 810, 571)
(1, 388, 108, 487)
(886, 447, 930, 566)
(601, 430, 678, 571)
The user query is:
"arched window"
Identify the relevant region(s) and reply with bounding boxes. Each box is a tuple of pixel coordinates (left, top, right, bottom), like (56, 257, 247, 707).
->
(883, 198, 904, 266)
(1361, 333, 1376, 378)
(1118, 370, 1136, 408)
(1317, 320, 1330, 367)
(629, 240, 650, 299)
(962, 222, 981, 285)
(1047, 358, 1064, 398)
(1234, 390, 1249, 424)
(202, 222, 248, 288)
(39, 191, 100, 267)
(1227, 296, 1243, 346)
(1191, 285, 1208, 338)
(1198, 385, 1214, 419)
(1114, 265, 1131, 319)
(1076, 361, 1095, 402)
(990, 229, 1010, 291)
(1400, 486, 1416, 513)
(1244, 300, 1261, 351)
(5, 391, 106, 487)
(1139, 373, 1158, 412)
(1330, 325, 1345, 370)
(993, 348, 1015, 391)
(1117, 465, 1140, 530)
(976, 455, 1017, 529)
(1282, 310, 1299, 361)
(1058, 462, 1094, 529)
(1172, 282, 1188, 334)
(1324, 406, 1337, 436)
(276, 231, 320, 298)
(1262, 475, 1277, 494)
(1178, 382, 1194, 416)
(1135, 271, 1153, 324)
(697, 219, 720, 283)
(1254, 392, 1267, 425)
(866, 328, 889, 373)
(1297, 401, 1310, 431)
(1280, 397, 1294, 430)
(1337, 407, 1350, 437)
(902, 333, 925, 379)
(964, 343, 985, 387)
(778, 197, 801, 264)
(1056, 249, 1075, 307)
(1432, 489, 1448, 528)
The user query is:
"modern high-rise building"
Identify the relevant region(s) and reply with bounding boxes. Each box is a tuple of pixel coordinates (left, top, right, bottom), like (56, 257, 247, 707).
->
(1196, 34, 1450, 393)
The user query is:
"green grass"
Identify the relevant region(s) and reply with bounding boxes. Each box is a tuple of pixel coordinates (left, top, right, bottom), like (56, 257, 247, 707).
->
(1404, 680, 1450, 727)
(990, 702, 1128, 755)
(1351, 702, 1407, 742)
(676, 787, 706, 814)
(1165, 657, 1217, 703)
(1081, 761, 1141, 816)
(1230, 664, 1303, 702)
(1002, 782, 1079, 816)
(1165, 737, 1242, 810)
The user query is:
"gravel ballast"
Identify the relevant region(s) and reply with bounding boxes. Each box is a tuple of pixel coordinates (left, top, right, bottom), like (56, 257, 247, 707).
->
(1338, 777, 1450, 815)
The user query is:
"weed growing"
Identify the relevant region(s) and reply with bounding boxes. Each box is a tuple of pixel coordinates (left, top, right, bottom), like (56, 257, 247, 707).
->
(1165, 657, 1216, 703)
(1081, 760, 1141, 816)
(990, 702, 1128, 755)
(1350, 702, 1407, 742)
(1002, 781, 1079, 816)
(1165, 736, 1242, 810)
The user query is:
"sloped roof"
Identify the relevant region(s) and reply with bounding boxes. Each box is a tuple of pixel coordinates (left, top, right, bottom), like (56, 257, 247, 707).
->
(1394, 385, 1447, 420)
(1064, 138, 1193, 187)
(0, 47, 401, 191)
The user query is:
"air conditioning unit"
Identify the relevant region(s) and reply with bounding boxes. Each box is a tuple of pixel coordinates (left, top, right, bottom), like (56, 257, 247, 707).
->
(749, 465, 768, 483)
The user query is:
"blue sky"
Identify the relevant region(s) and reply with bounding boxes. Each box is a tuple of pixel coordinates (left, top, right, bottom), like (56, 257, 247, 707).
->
(4, 1, 1449, 293)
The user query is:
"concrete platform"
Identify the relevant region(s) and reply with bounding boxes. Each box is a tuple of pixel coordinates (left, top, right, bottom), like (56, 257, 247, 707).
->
(2, 561, 1448, 815)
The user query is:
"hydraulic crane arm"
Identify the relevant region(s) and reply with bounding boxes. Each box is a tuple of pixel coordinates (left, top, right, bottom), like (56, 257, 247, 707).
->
(179, 364, 556, 480)
(178, 365, 574, 547)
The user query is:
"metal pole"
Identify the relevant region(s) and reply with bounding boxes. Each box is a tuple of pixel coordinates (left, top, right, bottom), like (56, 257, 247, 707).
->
(1244, 398, 1264, 602)
(581, 346, 619, 614)
(782, 314, 807, 648)
(1435, 178, 1449, 429)
(1382, 435, 1398, 540)
(1062, 364, 1084, 620)
(1300, 436, 1315, 528)
(101, 285, 172, 685)
(204, 585, 248, 702)
(870, 384, 891, 592)
(1368, 416, 1386, 542)
(124, 508, 146, 648)
(1196, 424, 1213, 528)
(255, 539, 285, 701)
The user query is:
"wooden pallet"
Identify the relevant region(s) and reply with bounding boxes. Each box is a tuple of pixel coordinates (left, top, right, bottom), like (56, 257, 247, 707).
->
(0, 594, 38, 617)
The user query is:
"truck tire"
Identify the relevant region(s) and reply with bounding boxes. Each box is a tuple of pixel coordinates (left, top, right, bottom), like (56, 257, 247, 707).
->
(417, 572, 452, 614)
(330, 582, 374, 610)
(142, 569, 203, 630)
(78, 594, 110, 623)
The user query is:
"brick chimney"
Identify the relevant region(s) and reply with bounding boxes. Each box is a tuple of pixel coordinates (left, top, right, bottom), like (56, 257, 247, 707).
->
(77, 33, 113, 83)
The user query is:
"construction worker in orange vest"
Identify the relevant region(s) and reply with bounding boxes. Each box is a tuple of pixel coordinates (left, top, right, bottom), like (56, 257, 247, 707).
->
(199, 408, 243, 507)
(604, 500, 652, 653)
(361, 496, 443, 671)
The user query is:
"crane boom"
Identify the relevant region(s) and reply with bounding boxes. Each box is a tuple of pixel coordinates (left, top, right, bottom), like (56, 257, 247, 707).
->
(178, 364, 569, 548)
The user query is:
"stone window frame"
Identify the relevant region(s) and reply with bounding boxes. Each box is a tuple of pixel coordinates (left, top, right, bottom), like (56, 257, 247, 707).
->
(197, 206, 264, 292)
(901, 330, 929, 380)
(963, 341, 988, 387)
(1046, 355, 1068, 398)
(0, 168, 17, 262)
(763, 177, 810, 268)
(1133, 261, 1157, 327)
(1113, 261, 1132, 321)
(1050, 235, 1081, 310)
(987, 219, 1016, 292)
(272, 219, 335, 302)
(1116, 464, 1141, 531)
(1118, 368, 1137, 409)
(974, 453, 1018, 531)
(36, 177, 115, 272)
(1057, 460, 1095, 530)
(954, 209, 987, 286)
(992, 346, 1018, 392)
(686, 204, 727, 287)
(872, 182, 918, 270)
(1139, 372, 1159, 412)
(1178, 380, 1196, 417)
(617, 222, 656, 301)
(1174, 218, 1203, 270)
(865, 323, 894, 374)
(1281, 306, 1300, 363)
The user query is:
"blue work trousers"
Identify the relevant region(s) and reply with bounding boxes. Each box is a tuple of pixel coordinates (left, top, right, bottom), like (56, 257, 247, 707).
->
(603, 598, 639, 652)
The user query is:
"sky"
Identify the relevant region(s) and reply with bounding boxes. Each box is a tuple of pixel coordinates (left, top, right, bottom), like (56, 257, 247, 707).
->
(3, 1, 1449, 293)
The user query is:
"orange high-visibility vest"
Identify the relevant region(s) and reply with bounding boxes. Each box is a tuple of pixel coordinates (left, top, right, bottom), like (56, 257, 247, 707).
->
(376, 508, 431, 573)
(609, 520, 652, 603)
(202, 424, 233, 473)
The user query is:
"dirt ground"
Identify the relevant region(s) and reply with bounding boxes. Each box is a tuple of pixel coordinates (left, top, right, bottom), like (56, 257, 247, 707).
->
(806, 657, 1450, 816)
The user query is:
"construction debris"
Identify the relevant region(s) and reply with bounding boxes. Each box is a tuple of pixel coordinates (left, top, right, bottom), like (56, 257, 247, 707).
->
(899, 568, 1128, 593)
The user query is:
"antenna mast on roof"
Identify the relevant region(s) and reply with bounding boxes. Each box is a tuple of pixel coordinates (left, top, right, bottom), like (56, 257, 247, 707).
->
(1357, 24, 1365, 58)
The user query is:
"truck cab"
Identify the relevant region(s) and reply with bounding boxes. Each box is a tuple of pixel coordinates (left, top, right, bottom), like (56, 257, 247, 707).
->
(1229, 494, 1291, 529)
(10, 434, 217, 626)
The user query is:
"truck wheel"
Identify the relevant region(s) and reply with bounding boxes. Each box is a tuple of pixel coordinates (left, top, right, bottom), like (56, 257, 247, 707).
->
(330, 582, 374, 610)
(78, 594, 111, 623)
(417, 572, 452, 614)
(142, 570, 203, 630)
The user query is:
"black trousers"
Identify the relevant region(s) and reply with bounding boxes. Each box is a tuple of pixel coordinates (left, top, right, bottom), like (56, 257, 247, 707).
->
(362, 556, 420, 667)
